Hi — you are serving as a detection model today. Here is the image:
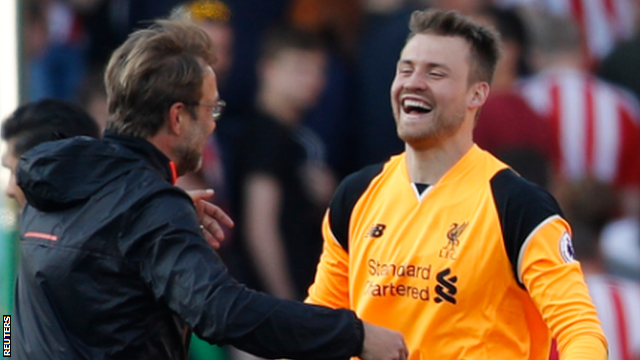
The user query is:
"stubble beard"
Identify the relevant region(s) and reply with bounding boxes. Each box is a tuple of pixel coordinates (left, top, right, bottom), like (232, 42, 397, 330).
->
(174, 139, 204, 176)
(397, 107, 466, 150)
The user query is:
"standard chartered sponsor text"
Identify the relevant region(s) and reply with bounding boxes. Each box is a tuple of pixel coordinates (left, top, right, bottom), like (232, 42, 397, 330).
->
(365, 280, 431, 301)
(368, 258, 431, 279)
(366, 258, 432, 301)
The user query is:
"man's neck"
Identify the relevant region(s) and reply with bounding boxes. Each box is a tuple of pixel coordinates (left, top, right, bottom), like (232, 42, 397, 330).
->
(405, 122, 474, 185)
(257, 89, 301, 126)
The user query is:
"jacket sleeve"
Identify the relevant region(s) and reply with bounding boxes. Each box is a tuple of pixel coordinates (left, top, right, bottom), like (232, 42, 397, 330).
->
(519, 216, 608, 360)
(125, 190, 364, 360)
(306, 210, 351, 309)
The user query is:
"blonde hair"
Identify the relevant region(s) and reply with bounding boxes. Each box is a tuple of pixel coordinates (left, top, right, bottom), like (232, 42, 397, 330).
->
(105, 19, 216, 138)
(408, 9, 501, 84)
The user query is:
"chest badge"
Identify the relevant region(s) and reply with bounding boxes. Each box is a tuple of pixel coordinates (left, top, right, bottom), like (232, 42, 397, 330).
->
(439, 222, 468, 260)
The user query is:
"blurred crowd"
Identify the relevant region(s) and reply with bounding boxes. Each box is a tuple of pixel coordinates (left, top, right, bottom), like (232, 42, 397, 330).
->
(13, 0, 640, 359)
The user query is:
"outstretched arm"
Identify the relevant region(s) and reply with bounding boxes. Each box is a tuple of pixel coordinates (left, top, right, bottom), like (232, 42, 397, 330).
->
(126, 192, 407, 360)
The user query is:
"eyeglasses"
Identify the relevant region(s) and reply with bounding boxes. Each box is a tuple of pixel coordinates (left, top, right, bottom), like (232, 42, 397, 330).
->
(195, 100, 226, 121)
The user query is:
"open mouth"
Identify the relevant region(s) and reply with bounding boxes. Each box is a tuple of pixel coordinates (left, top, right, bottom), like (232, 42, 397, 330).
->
(402, 99, 433, 115)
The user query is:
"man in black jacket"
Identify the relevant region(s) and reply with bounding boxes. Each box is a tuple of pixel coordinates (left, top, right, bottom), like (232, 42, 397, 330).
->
(13, 20, 408, 360)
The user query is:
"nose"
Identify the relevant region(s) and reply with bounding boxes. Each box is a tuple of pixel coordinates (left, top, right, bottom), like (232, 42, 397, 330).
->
(404, 71, 428, 91)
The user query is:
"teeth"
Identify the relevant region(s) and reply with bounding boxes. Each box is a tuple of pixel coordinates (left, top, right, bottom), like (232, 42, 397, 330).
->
(403, 99, 432, 111)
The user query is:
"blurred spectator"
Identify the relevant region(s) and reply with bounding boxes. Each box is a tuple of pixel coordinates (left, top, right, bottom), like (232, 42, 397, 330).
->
(472, 5, 554, 187)
(288, 0, 361, 177)
(230, 26, 334, 300)
(519, 13, 640, 216)
(556, 178, 640, 360)
(494, 0, 638, 65)
(171, 0, 234, 85)
(289, 0, 361, 58)
(26, 0, 87, 102)
(353, 0, 416, 168)
(600, 213, 640, 281)
(599, 32, 640, 109)
(1, 99, 101, 210)
(219, 0, 290, 118)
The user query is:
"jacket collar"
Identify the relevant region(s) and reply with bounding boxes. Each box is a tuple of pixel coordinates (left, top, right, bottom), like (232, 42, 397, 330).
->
(103, 131, 178, 185)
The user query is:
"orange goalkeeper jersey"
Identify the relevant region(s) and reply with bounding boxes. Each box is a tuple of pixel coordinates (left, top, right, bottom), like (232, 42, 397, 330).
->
(307, 145, 606, 360)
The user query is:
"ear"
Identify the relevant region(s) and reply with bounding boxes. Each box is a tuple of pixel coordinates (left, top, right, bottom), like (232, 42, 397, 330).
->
(167, 102, 189, 136)
(468, 82, 490, 110)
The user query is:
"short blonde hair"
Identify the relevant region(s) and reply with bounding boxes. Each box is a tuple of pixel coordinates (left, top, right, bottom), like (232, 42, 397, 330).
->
(105, 19, 216, 138)
(407, 9, 501, 84)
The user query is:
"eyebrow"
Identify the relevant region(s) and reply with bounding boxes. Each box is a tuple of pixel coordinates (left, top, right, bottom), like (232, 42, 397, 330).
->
(397, 59, 451, 71)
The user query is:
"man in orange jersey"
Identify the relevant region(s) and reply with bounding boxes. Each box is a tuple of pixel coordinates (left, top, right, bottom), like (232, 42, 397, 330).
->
(306, 9, 607, 360)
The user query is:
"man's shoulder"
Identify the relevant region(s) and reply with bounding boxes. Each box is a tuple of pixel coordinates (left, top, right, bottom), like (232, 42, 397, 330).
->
(489, 168, 560, 211)
(328, 161, 390, 251)
(333, 160, 394, 203)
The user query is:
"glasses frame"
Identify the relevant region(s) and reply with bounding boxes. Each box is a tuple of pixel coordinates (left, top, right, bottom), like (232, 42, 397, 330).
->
(192, 100, 226, 121)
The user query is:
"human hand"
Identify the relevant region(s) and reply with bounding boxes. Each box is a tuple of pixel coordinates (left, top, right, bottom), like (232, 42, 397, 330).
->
(187, 189, 235, 249)
(360, 322, 408, 360)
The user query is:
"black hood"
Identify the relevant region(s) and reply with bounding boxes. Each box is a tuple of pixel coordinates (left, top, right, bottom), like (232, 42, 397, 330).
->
(17, 134, 175, 212)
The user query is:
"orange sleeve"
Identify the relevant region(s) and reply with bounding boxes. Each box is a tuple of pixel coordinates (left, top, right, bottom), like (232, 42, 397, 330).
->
(520, 217, 608, 360)
(305, 210, 351, 309)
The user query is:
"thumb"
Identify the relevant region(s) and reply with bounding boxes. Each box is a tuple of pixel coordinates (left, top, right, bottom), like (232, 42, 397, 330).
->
(187, 188, 215, 203)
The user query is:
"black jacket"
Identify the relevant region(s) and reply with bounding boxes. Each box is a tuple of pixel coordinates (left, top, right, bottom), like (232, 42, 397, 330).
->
(14, 133, 363, 360)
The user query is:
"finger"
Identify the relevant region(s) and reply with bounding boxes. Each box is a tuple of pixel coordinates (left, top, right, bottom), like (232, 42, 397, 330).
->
(195, 198, 206, 221)
(187, 189, 215, 203)
(201, 201, 235, 227)
(200, 225, 221, 249)
(201, 214, 226, 241)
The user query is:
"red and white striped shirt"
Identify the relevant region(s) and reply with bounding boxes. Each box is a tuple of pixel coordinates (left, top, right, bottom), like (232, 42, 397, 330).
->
(585, 274, 640, 360)
(495, 0, 637, 62)
(519, 68, 640, 188)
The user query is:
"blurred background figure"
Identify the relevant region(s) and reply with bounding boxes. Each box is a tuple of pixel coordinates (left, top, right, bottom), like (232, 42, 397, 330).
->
(555, 178, 640, 360)
(352, 0, 419, 169)
(171, 0, 234, 85)
(25, 0, 88, 102)
(519, 13, 640, 217)
(287, 0, 361, 178)
(2, 99, 100, 210)
(599, 8, 640, 117)
(229, 25, 333, 301)
(493, 0, 638, 67)
(0, 99, 100, 322)
(472, 5, 554, 187)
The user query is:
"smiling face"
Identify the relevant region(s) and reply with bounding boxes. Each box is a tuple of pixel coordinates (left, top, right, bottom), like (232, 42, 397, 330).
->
(391, 33, 481, 150)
